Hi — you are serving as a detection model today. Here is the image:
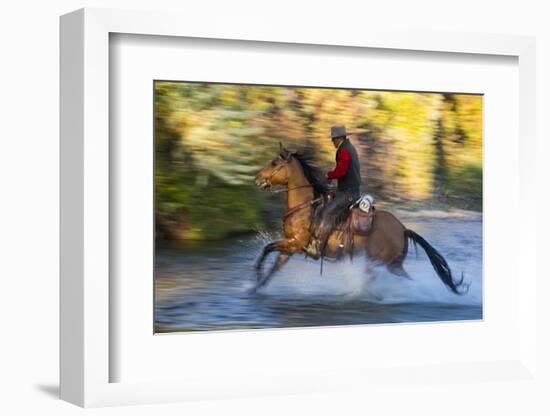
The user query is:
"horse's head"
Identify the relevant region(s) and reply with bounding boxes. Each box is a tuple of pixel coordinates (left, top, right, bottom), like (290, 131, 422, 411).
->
(255, 143, 295, 189)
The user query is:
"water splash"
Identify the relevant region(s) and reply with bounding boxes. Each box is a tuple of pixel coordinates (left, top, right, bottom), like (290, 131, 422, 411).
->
(250, 230, 482, 307)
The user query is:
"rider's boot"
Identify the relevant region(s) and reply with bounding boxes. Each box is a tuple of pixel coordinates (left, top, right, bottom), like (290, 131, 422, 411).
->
(303, 225, 331, 260)
(303, 238, 321, 260)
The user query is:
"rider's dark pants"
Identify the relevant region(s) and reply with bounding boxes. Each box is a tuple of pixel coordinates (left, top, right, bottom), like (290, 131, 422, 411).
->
(314, 187, 360, 250)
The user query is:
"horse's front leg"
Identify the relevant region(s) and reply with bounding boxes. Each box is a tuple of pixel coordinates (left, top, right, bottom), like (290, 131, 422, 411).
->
(253, 253, 292, 291)
(267, 253, 292, 276)
(254, 241, 279, 271)
(254, 238, 301, 270)
(252, 238, 300, 290)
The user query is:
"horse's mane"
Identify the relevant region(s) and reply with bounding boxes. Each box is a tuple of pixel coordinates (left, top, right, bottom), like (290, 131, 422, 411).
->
(292, 152, 328, 198)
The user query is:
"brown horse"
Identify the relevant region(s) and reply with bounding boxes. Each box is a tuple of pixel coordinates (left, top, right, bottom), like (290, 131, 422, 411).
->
(252, 143, 467, 294)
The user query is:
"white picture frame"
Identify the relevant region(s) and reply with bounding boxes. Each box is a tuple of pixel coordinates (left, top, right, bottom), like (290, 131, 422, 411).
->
(60, 7, 538, 408)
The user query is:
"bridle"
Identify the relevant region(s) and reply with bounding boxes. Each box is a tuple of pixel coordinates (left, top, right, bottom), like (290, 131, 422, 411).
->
(264, 159, 286, 188)
(264, 156, 314, 194)
(263, 155, 322, 221)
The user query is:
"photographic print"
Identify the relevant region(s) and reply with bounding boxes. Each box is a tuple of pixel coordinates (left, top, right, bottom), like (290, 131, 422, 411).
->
(154, 81, 482, 333)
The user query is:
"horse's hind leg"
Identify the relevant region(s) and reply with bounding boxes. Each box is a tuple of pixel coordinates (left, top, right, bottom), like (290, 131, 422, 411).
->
(387, 262, 412, 280)
(364, 262, 384, 302)
(386, 230, 411, 279)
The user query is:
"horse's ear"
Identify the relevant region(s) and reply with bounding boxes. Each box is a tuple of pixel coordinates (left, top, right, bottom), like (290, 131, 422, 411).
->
(279, 142, 290, 159)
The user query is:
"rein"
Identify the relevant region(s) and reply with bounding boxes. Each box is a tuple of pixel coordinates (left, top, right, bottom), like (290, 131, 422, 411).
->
(269, 184, 313, 194)
(283, 196, 322, 221)
(272, 182, 318, 220)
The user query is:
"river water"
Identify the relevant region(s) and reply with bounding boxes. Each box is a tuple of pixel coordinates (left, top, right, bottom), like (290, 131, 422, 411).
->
(155, 216, 482, 333)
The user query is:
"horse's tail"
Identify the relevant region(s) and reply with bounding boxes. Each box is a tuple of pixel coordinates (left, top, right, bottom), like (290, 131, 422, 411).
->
(405, 229, 468, 295)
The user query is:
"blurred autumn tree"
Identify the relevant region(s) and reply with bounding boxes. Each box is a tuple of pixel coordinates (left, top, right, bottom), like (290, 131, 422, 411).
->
(155, 82, 482, 240)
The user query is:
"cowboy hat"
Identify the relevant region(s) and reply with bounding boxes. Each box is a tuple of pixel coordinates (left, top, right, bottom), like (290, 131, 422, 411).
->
(330, 124, 347, 139)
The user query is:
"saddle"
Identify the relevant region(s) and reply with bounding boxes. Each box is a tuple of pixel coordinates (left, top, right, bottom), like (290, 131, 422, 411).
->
(306, 194, 376, 270)
(335, 202, 375, 260)
(348, 205, 375, 235)
(348, 194, 376, 235)
(310, 194, 376, 258)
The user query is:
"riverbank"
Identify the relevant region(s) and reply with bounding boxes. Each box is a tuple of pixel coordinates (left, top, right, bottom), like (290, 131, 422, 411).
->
(157, 204, 482, 243)
(387, 207, 482, 221)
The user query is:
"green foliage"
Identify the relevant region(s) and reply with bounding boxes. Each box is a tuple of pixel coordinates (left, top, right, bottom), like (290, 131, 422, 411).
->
(155, 81, 483, 240)
(445, 164, 483, 211)
(155, 163, 262, 240)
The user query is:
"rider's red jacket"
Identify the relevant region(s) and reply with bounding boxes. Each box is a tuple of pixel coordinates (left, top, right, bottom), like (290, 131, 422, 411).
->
(326, 147, 351, 180)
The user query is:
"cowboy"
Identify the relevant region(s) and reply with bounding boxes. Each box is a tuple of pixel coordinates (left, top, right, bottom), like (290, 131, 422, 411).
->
(304, 125, 362, 259)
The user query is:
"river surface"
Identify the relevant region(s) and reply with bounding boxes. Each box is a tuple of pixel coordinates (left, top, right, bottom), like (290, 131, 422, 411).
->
(155, 216, 482, 333)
